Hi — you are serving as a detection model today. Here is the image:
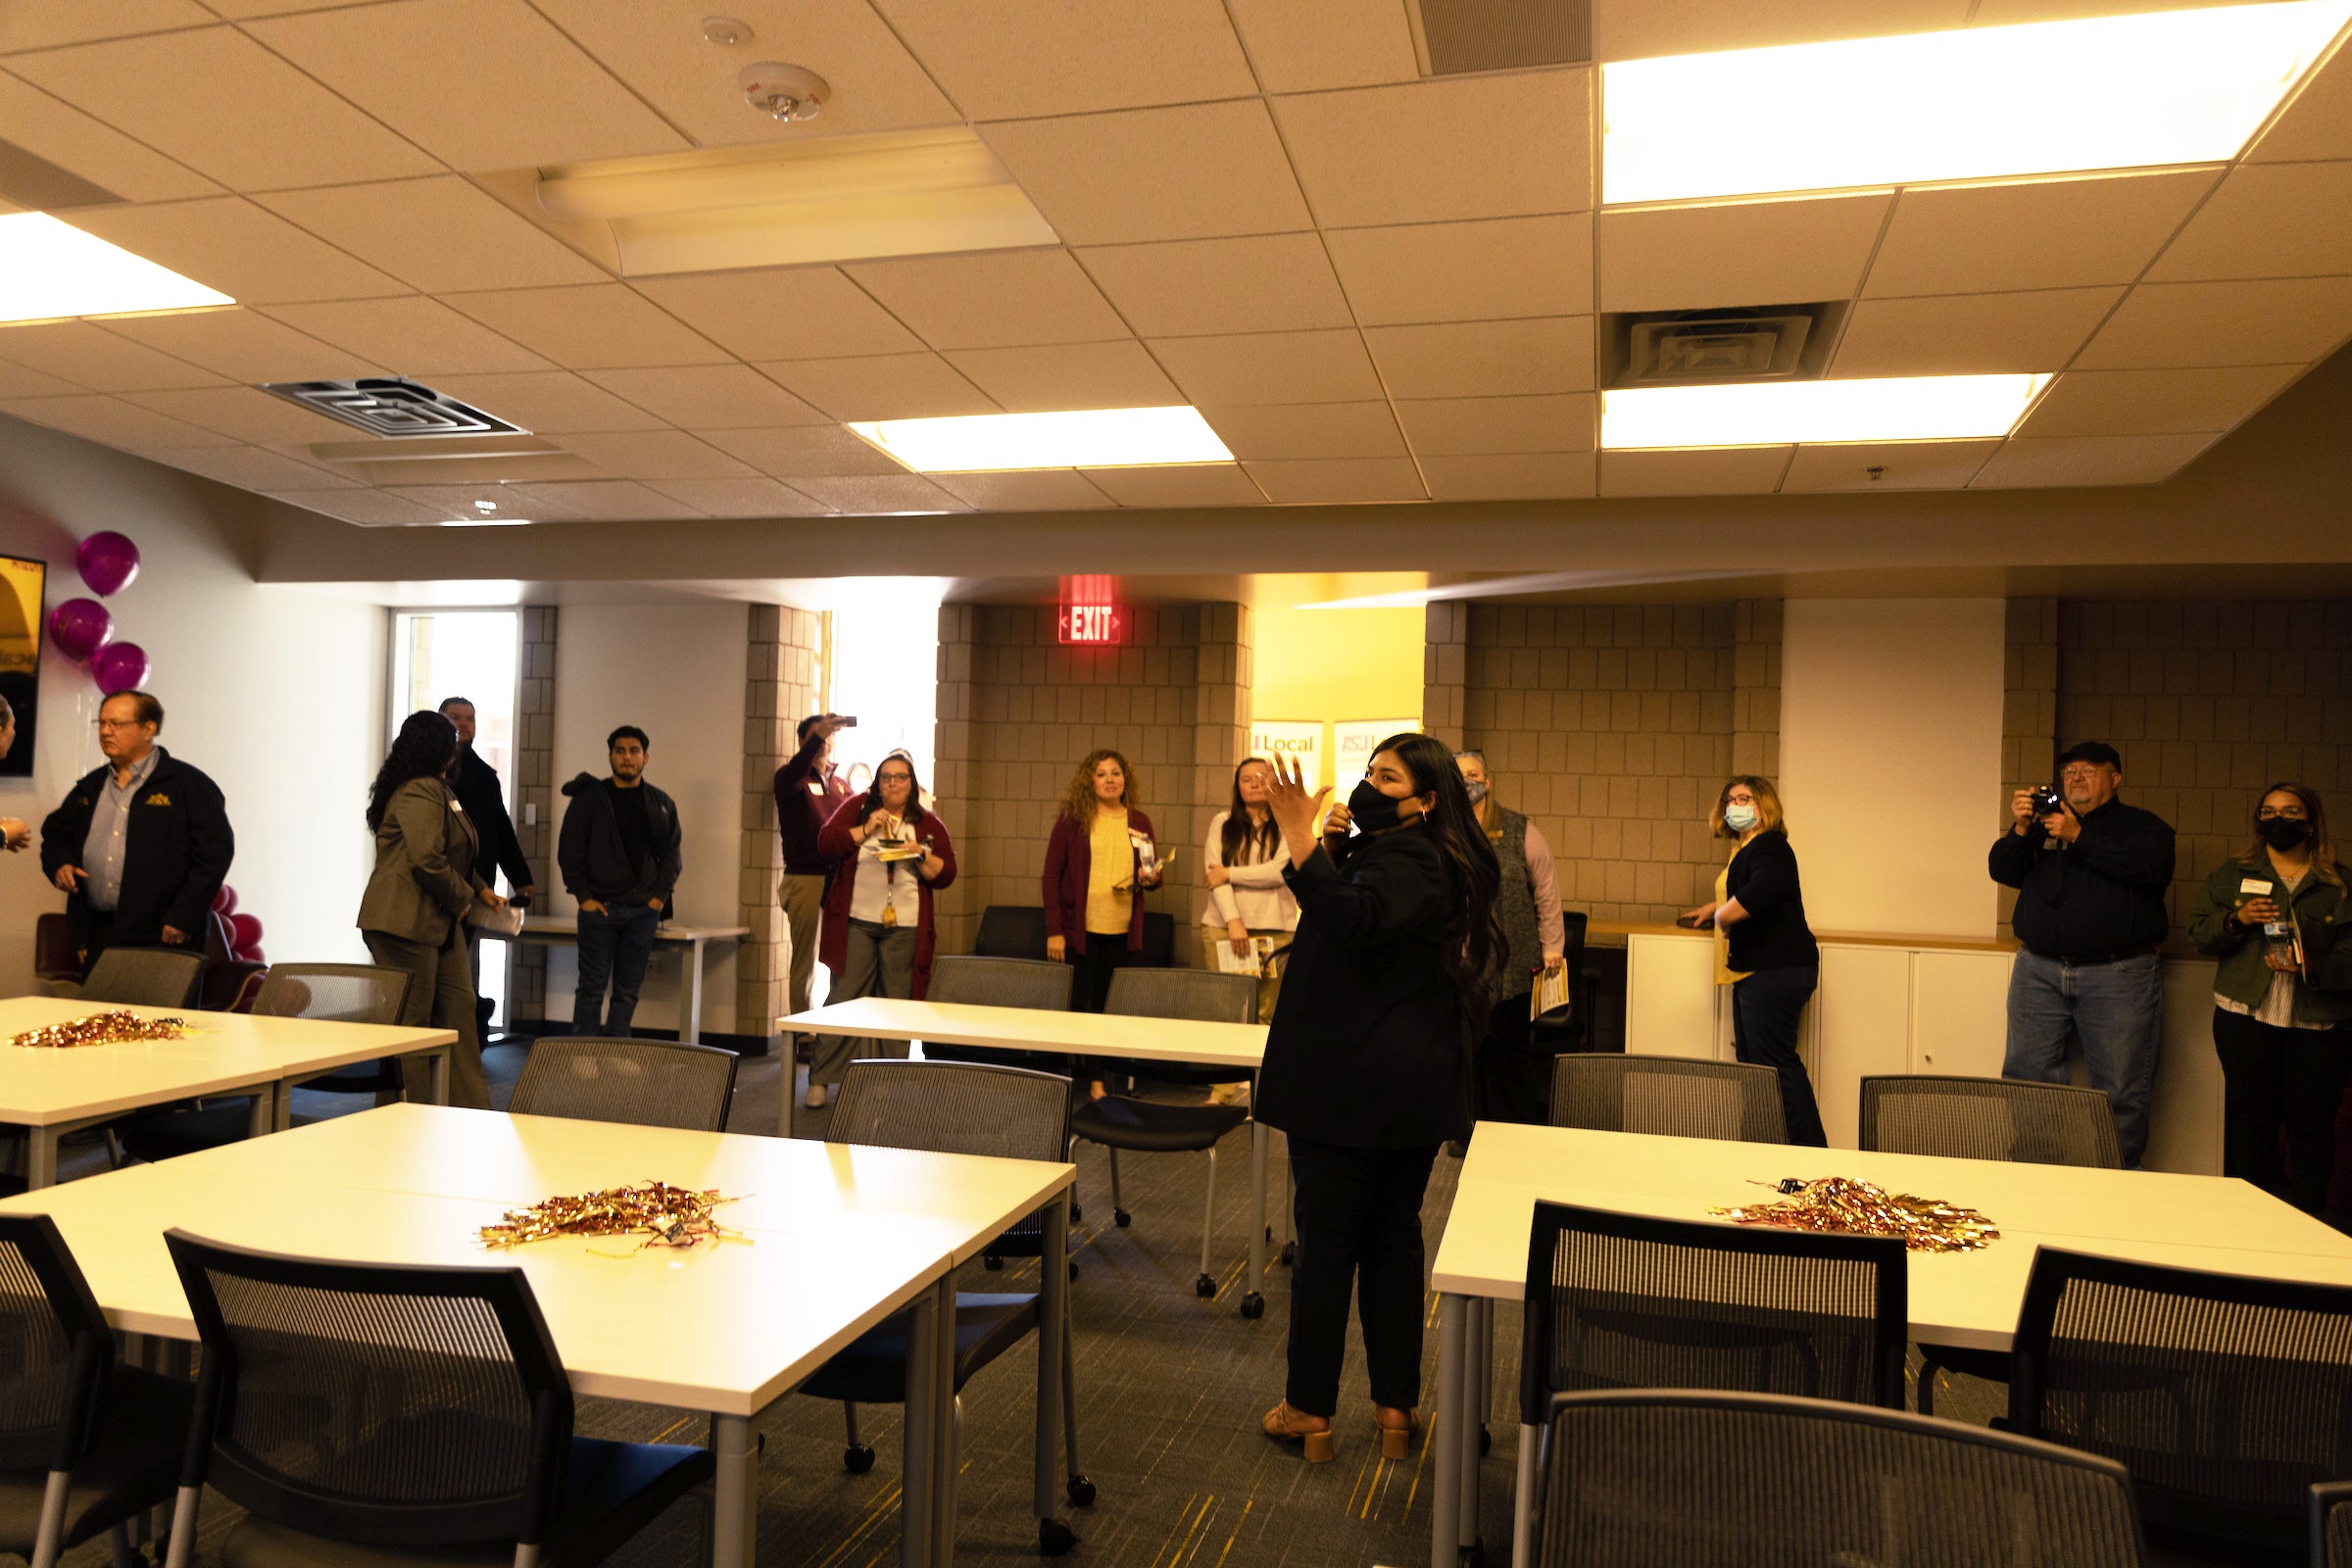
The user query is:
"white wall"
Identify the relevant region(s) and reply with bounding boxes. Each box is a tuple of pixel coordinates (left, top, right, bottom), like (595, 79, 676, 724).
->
(0, 416, 382, 994)
(541, 602, 747, 1035)
(1779, 598, 2006, 939)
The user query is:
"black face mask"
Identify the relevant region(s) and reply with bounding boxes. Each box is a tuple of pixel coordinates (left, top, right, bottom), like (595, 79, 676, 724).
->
(2258, 816, 2313, 850)
(1348, 778, 1407, 834)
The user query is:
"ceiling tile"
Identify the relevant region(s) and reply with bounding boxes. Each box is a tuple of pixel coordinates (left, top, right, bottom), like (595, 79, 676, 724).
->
(505, 479, 703, 519)
(1831, 287, 2122, 377)
(1597, 446, 1792, 497)
(1598, 192, 1889, 314)
(944, 341, 1180, 412)
(151, 444, 359, 490)
(386, 481, 586, 520)
(98, 309, 370, 383)
(1590, 0, 1966, 61)
(7, 26, 440, 190)
(1145, 329, 1385, 404)
(1419, 452, 1597, 500)
(533, 0, 961, 146)
(1245, 457, 1425, 504)
(2145, 162, 2352, 283)
(442, 285, 728, 369)
(843, 250, 1129, 351)
(1077, 233, 1352, 337)
(0, 393, 237, 451)
(246, 0, 689, 169)
(1780, 440, 1999, 492)
(265, 487, 445, 527)
(632, 270, 923, 361)
(553, 429, 755, 479)
(583, 365, 826, 428)
(119, 386, 358, 445)
(262, 297, 548, 375)
(1864, 171, 2218, 299)
(0, 70, 219, 202)
(422, 371, 668, 432)
(1396, 393, 1596, 456)
(1364, 318, 1595, 399)
(702, 424, 908, 476)
(1969, 432, 2218, 488)
(1224, 0, 1418, 92)
(981, 100, 1310, 246)
(2013, 364, 2304, 437)
(0, 320, 225, 391)
(0, 359, 80, 398)
(1271, 71, 1592, 227)
(759, 353, 997, 421)
(2250, 46, 2352, 162)
(256, 177, 611, 294)
(1326, 215, 1593, 326)
(785, 472, 967, 514)
(642, 477, 831, 516)
(0, 3, 213, 51)
(1199, 401, 1406, 460)
(1078, 464, 1268, 507)
(200, 0, 408, 18)
(61, 198, 409, 306)
(927, 470, 1118, 511)
(866, 0, 1256, 119)
(2073, 276, 2352, 368)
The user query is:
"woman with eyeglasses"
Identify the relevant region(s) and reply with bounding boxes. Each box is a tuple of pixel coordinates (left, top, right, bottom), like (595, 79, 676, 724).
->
(804, 750, 956, 1109)
(2187, 782, 2352, 1212)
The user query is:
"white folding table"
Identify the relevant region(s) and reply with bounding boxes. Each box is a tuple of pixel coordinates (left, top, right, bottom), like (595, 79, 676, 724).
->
(0, 996, 455, 1187)
(784, 996, 1281, 1317)
(489, 916, 750, 1045)
(1430, 1122, 2352, 1568)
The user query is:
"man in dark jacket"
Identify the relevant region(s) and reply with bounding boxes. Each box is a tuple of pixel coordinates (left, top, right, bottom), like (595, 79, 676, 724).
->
(40, 690, 233, 970)
(557, 724, 680, 1037)
(1990, 739, 2176, 1166)
(440, 697, 535, 1038)
(773, 713, 853, 1057)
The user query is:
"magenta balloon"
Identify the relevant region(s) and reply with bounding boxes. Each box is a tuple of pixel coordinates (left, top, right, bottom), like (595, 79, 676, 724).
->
(237, 947, 265, 966)
(48, 598, 114, 662)
(90, 641, 148, 696)
(229, 912, 264, 950)
(212, 885, 238, 916)
(75, 532, 140, 597)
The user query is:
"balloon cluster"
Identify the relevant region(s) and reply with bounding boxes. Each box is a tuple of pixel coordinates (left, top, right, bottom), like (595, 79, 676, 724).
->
(45, 531, 147, 694)
(213, 884, 264, 966)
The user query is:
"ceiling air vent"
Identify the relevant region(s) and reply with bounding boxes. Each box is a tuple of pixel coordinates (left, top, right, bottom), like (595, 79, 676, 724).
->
(259, 378, 524, 438)
(1599, 303, 1850, 389)
(1410, 0, 1590, 74)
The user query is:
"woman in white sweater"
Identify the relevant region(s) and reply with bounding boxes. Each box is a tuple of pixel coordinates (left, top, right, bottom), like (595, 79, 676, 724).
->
(1203, 757, 1299, 1026)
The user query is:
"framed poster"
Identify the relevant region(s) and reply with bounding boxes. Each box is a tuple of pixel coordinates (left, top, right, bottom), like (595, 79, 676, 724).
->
(0, 553, 43, 778)
(1332, 718, 1420, 783)
(1250, 720, 1321, 793)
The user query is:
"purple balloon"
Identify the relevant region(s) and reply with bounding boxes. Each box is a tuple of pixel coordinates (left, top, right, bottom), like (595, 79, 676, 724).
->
(91, 641, 148, 696)
(75, 531, 140, 597)
(48, 597, 114, 662)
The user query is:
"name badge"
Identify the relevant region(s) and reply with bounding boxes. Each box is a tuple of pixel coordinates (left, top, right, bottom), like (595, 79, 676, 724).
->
(450, 800, 466, 813)
(2240, 877, 2273, 895)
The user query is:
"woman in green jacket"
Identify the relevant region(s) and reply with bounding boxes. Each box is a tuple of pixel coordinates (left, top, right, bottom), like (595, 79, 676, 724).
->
(2185, 782, 2352, 1213)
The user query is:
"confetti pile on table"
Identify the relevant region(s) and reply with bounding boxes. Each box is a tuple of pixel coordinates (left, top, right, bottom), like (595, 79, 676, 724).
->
(1713, 1174, 2001, 1253)
(480, 1182, 741, 1253)
(11, 1009, 195, 1050)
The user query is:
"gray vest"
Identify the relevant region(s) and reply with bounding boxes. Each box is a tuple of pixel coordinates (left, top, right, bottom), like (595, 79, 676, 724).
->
(1486, 804, 1541, 1002)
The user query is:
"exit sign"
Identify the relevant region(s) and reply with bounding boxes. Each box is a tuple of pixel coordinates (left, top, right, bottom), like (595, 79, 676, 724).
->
(1059, 602, 1123, 644)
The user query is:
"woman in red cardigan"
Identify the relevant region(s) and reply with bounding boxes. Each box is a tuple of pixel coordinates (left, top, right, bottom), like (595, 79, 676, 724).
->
(806, 749, 956, 1109)
(1044, 748, 1164, 1054)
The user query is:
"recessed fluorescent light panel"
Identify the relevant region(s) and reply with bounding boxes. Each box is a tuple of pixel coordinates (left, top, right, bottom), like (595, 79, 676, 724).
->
(0, 212, 233, 324)
(1601, 0, 2352, 203)
(847, 406, 1234, 473)
(1600, 374, 2052, 448)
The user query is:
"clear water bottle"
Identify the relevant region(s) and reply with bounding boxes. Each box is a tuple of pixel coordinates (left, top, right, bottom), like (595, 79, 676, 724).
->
(2264, 912, 2298, 970)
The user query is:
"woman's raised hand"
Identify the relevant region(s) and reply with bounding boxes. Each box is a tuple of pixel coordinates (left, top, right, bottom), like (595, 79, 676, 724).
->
(1265, 755, 1329, 865)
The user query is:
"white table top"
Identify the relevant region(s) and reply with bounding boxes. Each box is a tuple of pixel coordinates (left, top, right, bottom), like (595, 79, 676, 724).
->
(0, 997, 457, 1126)
(784, 996, 1266, 1069)
(507, 917, 750, 942)
(0, 1103, 1073, 1415)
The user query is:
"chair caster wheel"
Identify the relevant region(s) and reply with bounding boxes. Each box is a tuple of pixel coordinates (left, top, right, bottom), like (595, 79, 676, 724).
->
(1461, 1539, 1486, 1568)
(844, 1443, 876, 1474)
(1279, 1241, 1296, 1266)
(1067, 1473, 1097, 1506)
(1264, 1223, 1273, 1242)
(983, 1252, 1004, 1271)
(1240, 1291, 1265, 1319)
(1114, 1208, 1132, 1227)
(1069, 1257, 1079, 1280)
(1195, 1272, 1216, 1298)
(1040, 1517, 1078, 1555)
(1478, 1424, 1492, 1457)
(1069, 1200, 1083, 1221)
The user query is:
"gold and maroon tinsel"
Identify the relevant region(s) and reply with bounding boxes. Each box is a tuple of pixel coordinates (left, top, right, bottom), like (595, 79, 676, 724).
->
(12, 1009, 194, 1049)
(479, 1182, 742, 1254)
(1712, 1175, 2001, 1253)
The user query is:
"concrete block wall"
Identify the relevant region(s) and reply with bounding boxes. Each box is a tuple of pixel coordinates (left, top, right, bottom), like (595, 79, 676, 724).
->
(509, 606, 557, 1016)
(1731, 598, 1782, 777)
(2001, 598, 2061, 934)
(736, 606, 824, 1043)
(1423, 602, 1468, 750)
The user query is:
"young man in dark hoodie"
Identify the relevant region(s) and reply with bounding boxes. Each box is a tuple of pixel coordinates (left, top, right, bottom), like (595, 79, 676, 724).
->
(557, 724, 681, 1037)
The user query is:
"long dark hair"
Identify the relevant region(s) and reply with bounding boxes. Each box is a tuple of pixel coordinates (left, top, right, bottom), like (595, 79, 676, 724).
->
(854, 749, 929, 828)
(1221, 757, 1279, 864)
(367, 710, 459, 831)
(2243, 781, 2343, 891)
(1369, 732, 1502, 1038)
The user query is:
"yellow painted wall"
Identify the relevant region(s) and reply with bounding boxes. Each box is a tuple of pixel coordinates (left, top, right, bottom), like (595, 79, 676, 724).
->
(1249, 606, 1424, 788)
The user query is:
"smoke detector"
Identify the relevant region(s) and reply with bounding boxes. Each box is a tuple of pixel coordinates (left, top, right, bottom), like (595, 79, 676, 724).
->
(739, 62, 829, 122)
(701, 16, 751, 46)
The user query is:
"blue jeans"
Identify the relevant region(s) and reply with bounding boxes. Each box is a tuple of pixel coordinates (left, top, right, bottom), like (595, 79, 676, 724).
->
(574, 903, 660, 1037)
(2003, 949, 2163, 1166)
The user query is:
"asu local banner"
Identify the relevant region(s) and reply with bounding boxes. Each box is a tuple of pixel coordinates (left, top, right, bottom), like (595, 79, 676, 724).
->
(1251, 721, 1320, 792)
(1332, 718, 1419, 782)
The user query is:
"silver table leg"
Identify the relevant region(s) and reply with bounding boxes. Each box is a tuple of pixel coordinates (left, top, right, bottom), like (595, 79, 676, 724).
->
(709, 1414, 755, 1568)
(687, 937, 707, 1046)
(1035, 1191, 1070, 1533)
(1242, 1120, 1267, 1318)
(428, 1046, 450, 1105)
(1512, 1422, 1539, 1568)
(1460, 1298, 1484, 1548)
(245, 1085, 274, 1141)
(901, 1274, 942, 1568)
(928, 1269, 958, 1568)
(26, 1127, 59, 1189)
(1432, 1292, 1467, 1565)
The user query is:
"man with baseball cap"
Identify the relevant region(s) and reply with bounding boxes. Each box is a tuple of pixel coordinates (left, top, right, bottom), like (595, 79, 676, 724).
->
(1989, 739, 2177, 1166)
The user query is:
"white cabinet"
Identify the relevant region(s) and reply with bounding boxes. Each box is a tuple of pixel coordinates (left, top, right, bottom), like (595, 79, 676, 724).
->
(2145, 959, 2223, 1178)
(1909, 950, 2015, 1080)
(1813, 946, 1911, 1151)
(1625, 933, 1726, 1059)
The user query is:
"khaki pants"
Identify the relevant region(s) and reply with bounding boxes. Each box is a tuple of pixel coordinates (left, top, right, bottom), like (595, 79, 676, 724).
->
(809, 919, 916, 1088)
(364, 926, 491, 1110)
(779, 871, 827, 1042)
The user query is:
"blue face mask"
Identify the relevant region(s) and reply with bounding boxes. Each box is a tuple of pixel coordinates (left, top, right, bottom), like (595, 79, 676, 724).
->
(1723, 804, 1758, 832)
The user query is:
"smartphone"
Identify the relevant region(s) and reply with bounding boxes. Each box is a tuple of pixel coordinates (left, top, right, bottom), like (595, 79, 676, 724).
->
(834, 714, 858, 727)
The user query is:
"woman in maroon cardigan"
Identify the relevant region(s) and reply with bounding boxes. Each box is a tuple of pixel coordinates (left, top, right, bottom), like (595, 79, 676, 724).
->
(806, 750, 956, 1108)
(1044, 749, 1163, 1038)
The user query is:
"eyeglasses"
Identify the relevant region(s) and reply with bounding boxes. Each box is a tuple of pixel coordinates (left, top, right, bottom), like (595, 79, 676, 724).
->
(876, 771, 913, 784)
(2257, 807, 2310, 819)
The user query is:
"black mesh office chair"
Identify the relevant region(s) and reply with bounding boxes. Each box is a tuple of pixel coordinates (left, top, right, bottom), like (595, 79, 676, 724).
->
(1550, 1054, 1788, 1144)
(973, 907, 1051, 960)
(0, 1214, 192, 1568)
(1068, 968, 1258, 1302)
(2311, 1481, 2352, 1567)
(808, 1058, 1091, 1553)
(2013, 1247, 2352, 1563)
(509, 1038, 740, 1132)
(74, 948, 206, 1009)
(1532, 1389, 2145, 1568)
(921, 955, 1078, 1072)
(160, 1230, 712, 1568)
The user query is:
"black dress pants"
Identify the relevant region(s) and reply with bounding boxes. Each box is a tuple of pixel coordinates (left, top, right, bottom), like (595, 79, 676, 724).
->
(1066, 935, 1127, 1012)
(1285, 1136, 1442, 1417)
(2213, 1005, 2352, 1215)
(1477, 995, 1544, 1125)
(1732, 964, 1827, 1148)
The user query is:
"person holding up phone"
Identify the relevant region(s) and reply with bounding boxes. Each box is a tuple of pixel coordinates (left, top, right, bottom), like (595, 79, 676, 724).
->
(2185, 782, 2352, 1213)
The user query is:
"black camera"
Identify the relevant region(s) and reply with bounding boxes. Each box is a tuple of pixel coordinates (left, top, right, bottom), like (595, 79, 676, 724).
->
(2031, 784, 2066, 818)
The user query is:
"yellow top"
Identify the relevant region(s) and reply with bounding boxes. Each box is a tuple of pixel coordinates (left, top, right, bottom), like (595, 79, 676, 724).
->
(1713, 859, 1750, 985)
(1085, 807, 1133, 937)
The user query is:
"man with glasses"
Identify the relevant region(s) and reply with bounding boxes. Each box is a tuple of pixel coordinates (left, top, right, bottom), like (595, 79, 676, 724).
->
(40, 689, 234, 972)
(1990, 739, 2177, 1166)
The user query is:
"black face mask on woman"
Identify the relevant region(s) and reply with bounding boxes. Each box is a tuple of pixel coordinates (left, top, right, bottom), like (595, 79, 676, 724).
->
(1348, 777, 1408, 834)
(2258, 815, 2314, 850)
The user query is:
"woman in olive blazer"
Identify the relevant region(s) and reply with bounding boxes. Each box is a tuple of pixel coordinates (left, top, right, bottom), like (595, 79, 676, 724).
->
(357, 710, 504, 1108)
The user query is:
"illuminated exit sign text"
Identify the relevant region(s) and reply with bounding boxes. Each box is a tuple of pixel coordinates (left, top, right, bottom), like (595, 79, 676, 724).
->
(1057, 575, 1125, 645)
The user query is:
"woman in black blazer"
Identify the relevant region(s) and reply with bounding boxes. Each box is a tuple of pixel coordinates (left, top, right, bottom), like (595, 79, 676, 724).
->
(1253, 733, 1500, 1463)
